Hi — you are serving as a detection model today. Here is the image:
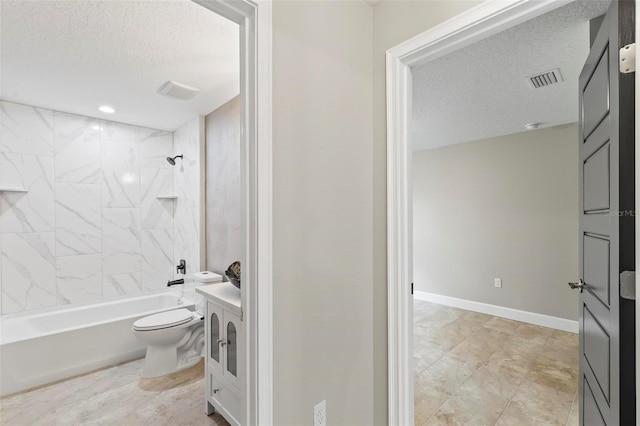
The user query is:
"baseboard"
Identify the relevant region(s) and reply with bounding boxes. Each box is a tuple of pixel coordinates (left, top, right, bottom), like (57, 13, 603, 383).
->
(414, 291, 578, 333)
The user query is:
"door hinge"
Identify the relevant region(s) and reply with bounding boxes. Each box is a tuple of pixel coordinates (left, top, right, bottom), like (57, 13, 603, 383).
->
(620, 271, 636, 301)
(620, 43, 636, 74)
(411, 282, 414, 295)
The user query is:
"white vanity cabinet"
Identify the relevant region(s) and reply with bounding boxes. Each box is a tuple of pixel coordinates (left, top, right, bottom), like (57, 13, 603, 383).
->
(196, 283, 242, 426)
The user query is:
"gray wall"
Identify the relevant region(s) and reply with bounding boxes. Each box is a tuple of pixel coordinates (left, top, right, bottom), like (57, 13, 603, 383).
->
(371, 2, 480, 423)
(205, 96, 241, 276)
(272, 1, 374, 424)
(413, 124, 579, 320)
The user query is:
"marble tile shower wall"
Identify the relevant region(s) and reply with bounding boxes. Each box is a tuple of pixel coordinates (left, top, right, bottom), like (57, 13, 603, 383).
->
(0, 100, 180, 315)
(172, 117, 203, 284)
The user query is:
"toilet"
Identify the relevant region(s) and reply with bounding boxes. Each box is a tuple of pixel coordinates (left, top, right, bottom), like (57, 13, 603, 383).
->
(133, 271, 223, 378)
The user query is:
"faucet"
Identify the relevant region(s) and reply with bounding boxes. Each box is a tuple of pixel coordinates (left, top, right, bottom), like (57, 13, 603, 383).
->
(176, 259, 186, 275)
(167, 278, 185, 287)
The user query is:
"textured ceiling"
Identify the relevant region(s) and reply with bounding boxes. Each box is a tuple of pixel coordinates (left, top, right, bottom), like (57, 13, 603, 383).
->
(411, 0, 610, 151)
(0, 0, 239, 131)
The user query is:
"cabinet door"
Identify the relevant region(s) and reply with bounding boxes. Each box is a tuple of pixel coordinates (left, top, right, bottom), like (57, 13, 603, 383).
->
(223, 311, 241, 390)
(207, 302, 223, 376)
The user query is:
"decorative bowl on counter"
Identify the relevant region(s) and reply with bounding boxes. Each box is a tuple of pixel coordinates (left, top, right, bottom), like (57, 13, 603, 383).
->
(225, 261, 241, 289)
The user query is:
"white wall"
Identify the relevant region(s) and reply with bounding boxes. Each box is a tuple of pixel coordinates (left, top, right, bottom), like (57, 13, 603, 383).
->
(173, 116, 205, 287)
(205, 96, 241, 276)
(371, 2, 480, 423)
(0, 100, 204, 315)
(413, 124, 579, 320)
(272, 1, 374, 424)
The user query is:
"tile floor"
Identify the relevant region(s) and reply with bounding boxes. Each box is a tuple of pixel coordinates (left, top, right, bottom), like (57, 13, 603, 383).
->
(0, 359, 230, 426)
(414, 300, 579, 426)
(0, 302, 578, 426)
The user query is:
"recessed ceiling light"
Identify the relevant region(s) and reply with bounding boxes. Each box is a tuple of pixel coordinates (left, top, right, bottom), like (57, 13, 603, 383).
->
(525, 122, 543, 130)
(91, 124, 102, 131)
(99, 105, 115, 114)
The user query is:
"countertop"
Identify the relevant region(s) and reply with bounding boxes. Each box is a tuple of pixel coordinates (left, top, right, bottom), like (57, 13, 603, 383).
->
(196, 282, 242, 317)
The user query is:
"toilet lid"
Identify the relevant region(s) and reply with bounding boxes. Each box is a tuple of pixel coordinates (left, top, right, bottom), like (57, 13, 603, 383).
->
(133, 308, 195, 331)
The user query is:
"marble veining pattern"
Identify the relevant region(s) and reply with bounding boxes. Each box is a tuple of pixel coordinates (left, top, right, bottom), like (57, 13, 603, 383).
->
(173, 117, 203, 283)
(139, 128, 173, 169)
(173, 118, 201, 205)
(55, 183, 101, 256)
(142, 229, 174, 291)
(53, 112, 101, 184)
(102, 208, 141, 276)
(0, 233, 56, 314)
(414, 300, 579, 426)
(140, 167, 173, 230)
(0, 100, 206, 316)
(56, 254, 102, 305)
(0, 101, 53, 156)
(174, 200, 200, 279)
(0, 153, 55, 233)
(101, 132, 140, 208)
(103, 272, 143, 298)
(0, 359, 230, 426)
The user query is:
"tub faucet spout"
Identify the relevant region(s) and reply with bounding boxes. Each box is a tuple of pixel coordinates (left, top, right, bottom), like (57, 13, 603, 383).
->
(167, 278, 185, 287)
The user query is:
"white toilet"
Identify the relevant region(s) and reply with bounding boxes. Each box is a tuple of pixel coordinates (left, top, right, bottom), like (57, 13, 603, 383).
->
(133, 271, 223, 378)
(133, 308, 205, 378)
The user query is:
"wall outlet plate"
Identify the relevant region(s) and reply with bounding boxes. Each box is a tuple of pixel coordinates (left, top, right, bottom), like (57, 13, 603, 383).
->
(314, 400, 326, 426)
(494, 278, 502, 288)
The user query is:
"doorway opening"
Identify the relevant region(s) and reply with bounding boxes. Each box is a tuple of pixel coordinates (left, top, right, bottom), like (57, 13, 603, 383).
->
(386, 0, 636, 425)
(0, 0, 272, 424)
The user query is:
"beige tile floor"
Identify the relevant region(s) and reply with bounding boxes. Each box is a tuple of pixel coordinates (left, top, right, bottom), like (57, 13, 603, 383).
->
(0, 359, 230, 426)
(414, 300, 579, 426)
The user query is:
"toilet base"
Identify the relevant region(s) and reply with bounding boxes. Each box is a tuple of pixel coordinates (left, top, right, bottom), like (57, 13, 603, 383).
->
(141, 346, 204, 378)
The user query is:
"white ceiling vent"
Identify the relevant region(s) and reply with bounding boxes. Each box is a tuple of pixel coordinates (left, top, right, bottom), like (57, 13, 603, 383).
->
(157, 80, 199, 100)
(526, 68, 564, 89)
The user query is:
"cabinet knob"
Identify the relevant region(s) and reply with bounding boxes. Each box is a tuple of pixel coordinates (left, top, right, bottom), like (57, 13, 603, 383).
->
(212, 388, 220, 394)
(217, 338, 227, 346)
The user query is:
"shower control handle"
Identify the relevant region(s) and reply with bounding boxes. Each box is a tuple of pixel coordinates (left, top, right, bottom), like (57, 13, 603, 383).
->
(176, 259, 186, 275)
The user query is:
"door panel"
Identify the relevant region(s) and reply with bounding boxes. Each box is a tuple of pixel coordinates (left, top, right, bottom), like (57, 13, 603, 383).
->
(583, 306, 610, 401)
(583, 144, 611, 212)
(579, 11, 617, 423)
(582, 47, 610, 138)
(584, 377, 607, 426)
(583, 235, 610, 306)
(578, 2, 635, 425)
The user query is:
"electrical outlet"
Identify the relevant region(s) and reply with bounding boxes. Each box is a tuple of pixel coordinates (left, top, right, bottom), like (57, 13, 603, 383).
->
(494, 278, 502, 288)
(314, 400, 326, 426)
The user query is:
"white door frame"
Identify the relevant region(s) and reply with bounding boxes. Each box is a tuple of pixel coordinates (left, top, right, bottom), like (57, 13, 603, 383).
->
(385, 1, 594, 424)
(192, 1, 272, 424)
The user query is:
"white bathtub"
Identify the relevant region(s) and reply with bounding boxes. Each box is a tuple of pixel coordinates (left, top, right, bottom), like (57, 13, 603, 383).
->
(0, 290, 196, 396)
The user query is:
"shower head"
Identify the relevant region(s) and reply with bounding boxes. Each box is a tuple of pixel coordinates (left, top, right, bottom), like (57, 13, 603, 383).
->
(166, 155, 183, 166)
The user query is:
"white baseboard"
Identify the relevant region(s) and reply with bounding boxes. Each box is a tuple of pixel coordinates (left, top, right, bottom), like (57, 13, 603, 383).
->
(414, 291, 578, 333)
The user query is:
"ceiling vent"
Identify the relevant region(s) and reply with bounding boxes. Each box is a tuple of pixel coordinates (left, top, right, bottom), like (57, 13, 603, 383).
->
(526, 68, 563, 89)
(157, 80, 199, 100)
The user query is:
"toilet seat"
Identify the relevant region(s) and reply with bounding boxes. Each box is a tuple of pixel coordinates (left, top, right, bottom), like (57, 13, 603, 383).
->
(133, 308, 197, 331)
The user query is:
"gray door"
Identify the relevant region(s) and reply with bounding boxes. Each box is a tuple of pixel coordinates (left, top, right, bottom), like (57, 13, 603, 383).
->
(577, 1, 635, 425)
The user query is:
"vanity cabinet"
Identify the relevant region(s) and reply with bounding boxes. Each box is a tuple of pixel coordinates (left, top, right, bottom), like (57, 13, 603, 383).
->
(196, 283, 242, 426)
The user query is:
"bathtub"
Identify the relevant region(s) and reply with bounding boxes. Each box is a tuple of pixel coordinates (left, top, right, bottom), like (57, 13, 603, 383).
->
(0, 290, 196, 396)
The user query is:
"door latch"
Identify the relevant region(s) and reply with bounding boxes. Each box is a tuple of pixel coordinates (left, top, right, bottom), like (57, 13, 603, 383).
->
(568, 279, 586, 293)
(620, 43, 636, 74)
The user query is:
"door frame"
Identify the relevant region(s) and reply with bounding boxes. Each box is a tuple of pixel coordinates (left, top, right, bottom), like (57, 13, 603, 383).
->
(192, 1, 272, 424)
(635, 1, 639, 419)
(385, 0, 638, 424)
